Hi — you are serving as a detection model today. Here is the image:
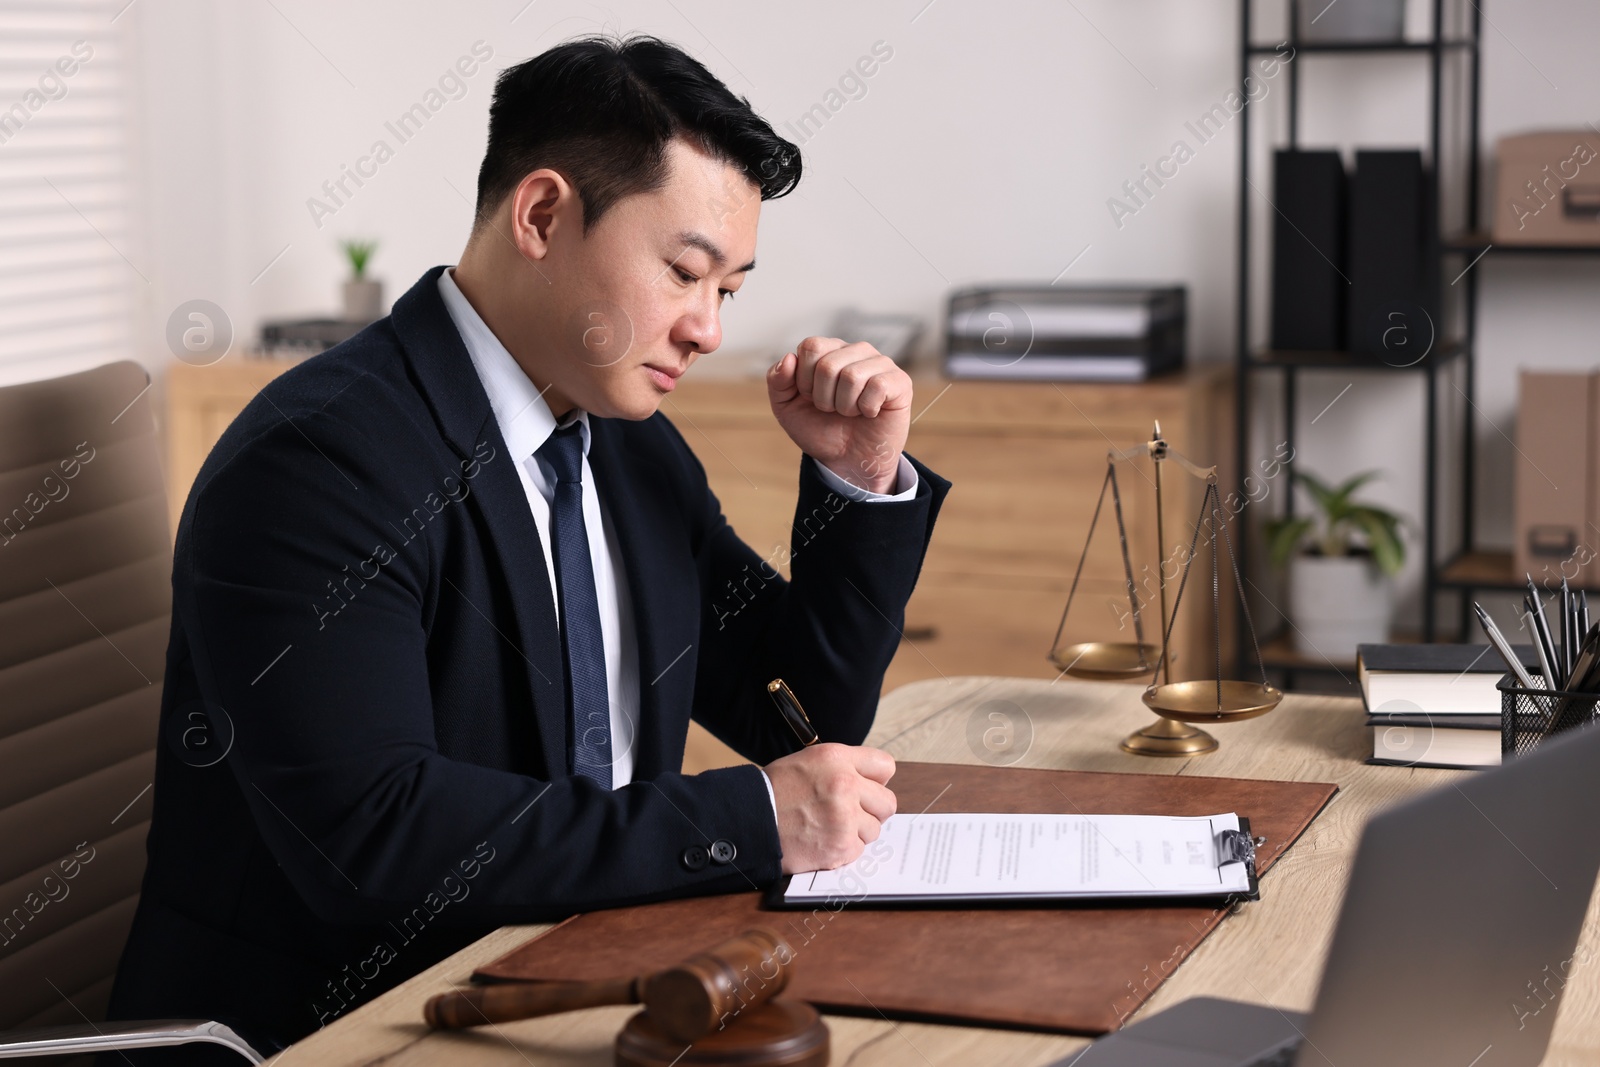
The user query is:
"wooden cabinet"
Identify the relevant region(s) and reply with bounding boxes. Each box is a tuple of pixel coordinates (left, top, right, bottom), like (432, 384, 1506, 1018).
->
(165, 358, 1233, 772)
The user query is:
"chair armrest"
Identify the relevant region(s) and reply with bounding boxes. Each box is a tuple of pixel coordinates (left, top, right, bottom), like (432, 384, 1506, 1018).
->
(0, 1020, 262, 1062)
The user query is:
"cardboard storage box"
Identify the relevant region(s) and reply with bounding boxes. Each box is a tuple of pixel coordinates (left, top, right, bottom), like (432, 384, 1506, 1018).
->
(1515, 370, 1597, 587)
(1493, 131, 1600, 245)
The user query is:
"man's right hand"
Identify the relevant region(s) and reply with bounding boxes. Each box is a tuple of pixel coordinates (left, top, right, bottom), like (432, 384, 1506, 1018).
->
(765, 743, 897, 875)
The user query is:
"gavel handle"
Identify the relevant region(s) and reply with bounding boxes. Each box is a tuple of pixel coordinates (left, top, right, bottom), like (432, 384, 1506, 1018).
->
(424, 976, 641, 1029)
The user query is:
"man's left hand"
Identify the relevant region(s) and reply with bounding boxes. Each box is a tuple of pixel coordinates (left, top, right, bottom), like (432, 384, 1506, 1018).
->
(766, 336, 912, 495)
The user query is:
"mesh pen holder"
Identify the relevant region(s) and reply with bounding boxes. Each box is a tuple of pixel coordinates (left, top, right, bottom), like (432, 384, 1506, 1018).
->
(1498, 672, 1600, 760)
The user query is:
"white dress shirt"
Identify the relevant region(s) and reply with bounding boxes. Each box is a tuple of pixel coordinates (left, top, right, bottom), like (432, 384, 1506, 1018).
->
(437, 268, 917, 808)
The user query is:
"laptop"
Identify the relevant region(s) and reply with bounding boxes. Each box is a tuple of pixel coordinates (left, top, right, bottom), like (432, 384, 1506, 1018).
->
(1063, 718, 1600, 1066)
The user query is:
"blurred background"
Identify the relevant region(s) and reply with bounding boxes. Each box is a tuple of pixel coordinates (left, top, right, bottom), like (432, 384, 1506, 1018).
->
(5, 0, 1599, 671)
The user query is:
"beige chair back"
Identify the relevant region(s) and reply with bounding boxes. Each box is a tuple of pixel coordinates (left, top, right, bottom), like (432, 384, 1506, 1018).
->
(0, 361, 170, 1029)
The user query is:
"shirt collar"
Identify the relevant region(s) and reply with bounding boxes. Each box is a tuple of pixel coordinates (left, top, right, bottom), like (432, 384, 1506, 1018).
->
(437, 266, 589, 465)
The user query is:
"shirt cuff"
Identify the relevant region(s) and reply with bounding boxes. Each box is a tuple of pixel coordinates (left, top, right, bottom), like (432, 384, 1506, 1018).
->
(811, 453, 919, 502)
(759, 767, 777, 819)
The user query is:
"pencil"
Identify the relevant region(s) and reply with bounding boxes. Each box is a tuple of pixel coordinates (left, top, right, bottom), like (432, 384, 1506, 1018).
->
(1474, 602, 1536, 689)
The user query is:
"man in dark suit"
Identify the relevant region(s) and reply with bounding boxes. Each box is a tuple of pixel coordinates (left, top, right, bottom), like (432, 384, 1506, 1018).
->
(106, 33, 949, 1060)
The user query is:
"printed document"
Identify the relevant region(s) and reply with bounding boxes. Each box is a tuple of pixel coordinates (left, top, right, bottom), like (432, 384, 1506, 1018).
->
(780, 812, 1251, 904)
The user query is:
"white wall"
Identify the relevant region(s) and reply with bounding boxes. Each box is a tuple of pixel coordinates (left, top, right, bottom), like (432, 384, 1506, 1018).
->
(119, 0, 1600, 632)
(126, 0, 1248, 357)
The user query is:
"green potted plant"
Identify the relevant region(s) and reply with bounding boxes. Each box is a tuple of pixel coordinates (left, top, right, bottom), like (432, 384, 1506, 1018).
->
(1264, 470, 1407, 656)
(339, 238, 383, 323)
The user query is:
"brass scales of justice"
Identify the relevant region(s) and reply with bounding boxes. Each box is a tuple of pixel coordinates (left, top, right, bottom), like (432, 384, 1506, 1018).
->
(1047, 422, 1282, 756)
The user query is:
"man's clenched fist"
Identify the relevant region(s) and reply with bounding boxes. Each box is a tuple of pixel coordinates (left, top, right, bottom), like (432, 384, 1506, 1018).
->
(765, 742, 897, 875)
(766, 337, 913, 495)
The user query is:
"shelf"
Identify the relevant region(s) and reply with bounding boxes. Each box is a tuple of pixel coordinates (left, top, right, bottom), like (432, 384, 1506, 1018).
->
(1260, 632, 1354, 671)
(1259, 630, 1422, 672)
(1436, 550, 1600, 593)
(1445, 232, 1600, 256)
(1246, 39, 1475, 55)
(1247, 339, 1465, 370)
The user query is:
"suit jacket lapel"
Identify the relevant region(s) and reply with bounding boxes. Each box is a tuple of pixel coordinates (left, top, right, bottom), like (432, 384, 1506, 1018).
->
(390, 266, 569, 781)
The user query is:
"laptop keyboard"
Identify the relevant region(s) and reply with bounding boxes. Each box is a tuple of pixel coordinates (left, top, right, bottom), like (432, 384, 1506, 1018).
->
(1248, 1039, 1304, 1066)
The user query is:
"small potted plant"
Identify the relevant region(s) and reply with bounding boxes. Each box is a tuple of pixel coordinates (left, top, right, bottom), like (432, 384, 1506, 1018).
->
(1264, 470, 1407, 657)
(340, 238, 382, 323)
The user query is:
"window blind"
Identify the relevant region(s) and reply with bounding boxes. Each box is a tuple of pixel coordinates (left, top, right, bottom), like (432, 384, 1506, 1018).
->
(0, 0, 133, 385)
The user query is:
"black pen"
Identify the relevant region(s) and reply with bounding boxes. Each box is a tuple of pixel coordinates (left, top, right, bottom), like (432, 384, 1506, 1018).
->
(1525, 596, 1559, 690)
(767, 678, 819, 748)
(1527, 579, 1560, 685)
(1562, 577, 1575, 679)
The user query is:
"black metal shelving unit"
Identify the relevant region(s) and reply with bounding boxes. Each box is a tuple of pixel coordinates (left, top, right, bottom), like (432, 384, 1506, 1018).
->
(1234, 0, 1483, 689)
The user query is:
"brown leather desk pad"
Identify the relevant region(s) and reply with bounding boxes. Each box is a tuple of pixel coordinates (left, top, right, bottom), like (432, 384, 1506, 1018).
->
(475, 761, 1339, 1034)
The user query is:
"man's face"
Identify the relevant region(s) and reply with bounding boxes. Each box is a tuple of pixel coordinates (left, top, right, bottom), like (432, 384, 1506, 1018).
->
(539, 138, 761, 420)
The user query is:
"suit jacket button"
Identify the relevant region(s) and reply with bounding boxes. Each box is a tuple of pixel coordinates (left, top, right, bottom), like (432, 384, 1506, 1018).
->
(710, 839, 737, 864)
(680, 845, 709, 872)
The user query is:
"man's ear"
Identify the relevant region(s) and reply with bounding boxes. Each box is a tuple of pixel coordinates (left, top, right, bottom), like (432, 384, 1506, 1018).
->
(508, 168, 574, 261)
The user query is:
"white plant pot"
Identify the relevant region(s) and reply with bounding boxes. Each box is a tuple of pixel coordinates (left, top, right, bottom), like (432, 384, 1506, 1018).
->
(342, 278, 384, 323)
(1288, 554, 1391, 659)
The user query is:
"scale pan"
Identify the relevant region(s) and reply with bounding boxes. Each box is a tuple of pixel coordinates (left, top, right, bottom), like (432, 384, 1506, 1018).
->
(1143, 679, 1283, 723)
(1048, 641, 1160, 680)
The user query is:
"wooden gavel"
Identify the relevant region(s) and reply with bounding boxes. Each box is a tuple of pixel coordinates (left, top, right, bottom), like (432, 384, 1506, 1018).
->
(423, 929, 796, 1042)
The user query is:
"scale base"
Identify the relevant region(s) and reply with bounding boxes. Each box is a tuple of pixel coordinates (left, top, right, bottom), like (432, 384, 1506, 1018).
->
(1119, 716, 1218, 757)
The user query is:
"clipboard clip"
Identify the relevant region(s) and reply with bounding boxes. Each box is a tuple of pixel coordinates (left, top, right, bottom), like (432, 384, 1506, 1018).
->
(1217, 828, 1260, 878)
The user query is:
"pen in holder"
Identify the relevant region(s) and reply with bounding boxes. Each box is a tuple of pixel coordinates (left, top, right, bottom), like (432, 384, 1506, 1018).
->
(1498, 672, 1600, 760)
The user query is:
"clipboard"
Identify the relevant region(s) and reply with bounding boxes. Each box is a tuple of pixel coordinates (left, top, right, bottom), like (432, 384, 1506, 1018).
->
(763, 816, 1259, 909)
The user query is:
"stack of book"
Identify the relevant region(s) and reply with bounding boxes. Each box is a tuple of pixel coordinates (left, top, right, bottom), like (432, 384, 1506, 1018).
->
(943, 285, 1185, 383)
(1359, 643, 1538, 769)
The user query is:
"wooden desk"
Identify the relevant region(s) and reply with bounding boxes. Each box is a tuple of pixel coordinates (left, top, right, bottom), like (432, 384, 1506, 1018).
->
(275, 678, 1600, 1066)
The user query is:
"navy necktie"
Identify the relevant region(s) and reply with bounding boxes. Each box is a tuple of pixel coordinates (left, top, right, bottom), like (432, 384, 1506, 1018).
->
(536, 422, 612, 789)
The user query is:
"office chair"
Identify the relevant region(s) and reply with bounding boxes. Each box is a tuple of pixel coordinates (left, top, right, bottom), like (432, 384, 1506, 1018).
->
(0, 362, 261, 1063)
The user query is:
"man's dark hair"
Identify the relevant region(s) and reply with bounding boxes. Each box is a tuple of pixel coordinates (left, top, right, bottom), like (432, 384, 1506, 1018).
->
(475, 33, 802, 232)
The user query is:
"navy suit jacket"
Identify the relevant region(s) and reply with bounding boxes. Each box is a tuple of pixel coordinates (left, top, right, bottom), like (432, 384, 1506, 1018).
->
(106, 266, 950, 1056)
